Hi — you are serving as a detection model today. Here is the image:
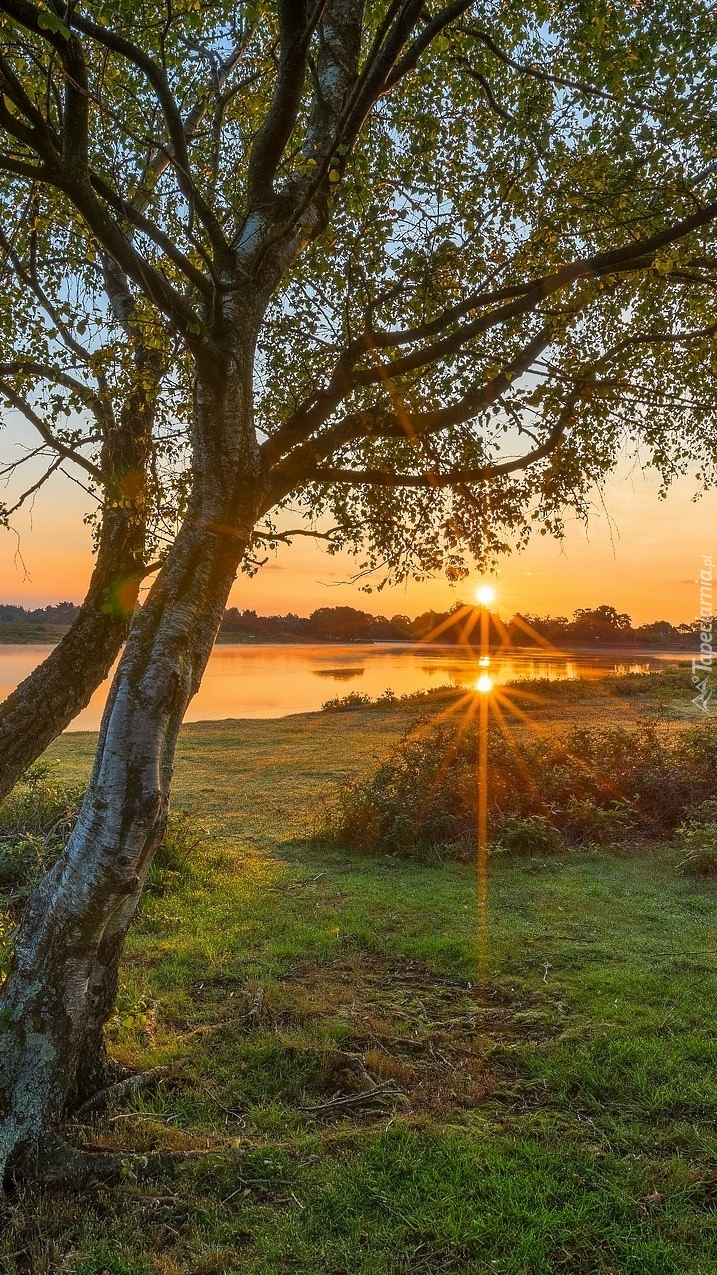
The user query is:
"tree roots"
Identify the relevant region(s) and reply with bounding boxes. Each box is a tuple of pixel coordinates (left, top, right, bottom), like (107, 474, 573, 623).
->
(70, 1064, 178, 1122)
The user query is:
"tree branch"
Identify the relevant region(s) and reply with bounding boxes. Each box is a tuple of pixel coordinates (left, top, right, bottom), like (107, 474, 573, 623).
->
(307, 384, 584, 488)
(263, 322, 558, 503)
(462, 24, 639, 109)
(70, 10, 229, 255)
(1, 453, 63, 516)
(384, 2, 474, 93)
(246, 1, 315, 207)
(0, 360, 106, 420)
(0, 379, 102, 481)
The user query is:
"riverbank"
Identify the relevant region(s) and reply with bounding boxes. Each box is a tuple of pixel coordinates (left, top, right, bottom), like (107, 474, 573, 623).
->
(2, 669, 713, 1272)
(0, 617, 704, 656)
(1, 618, 703, 657)
(0, 621, 74, 644)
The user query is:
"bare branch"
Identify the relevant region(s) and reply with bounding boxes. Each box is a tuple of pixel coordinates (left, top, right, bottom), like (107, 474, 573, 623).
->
(0, 379, 102, 481)
(2, 453, 64, 516)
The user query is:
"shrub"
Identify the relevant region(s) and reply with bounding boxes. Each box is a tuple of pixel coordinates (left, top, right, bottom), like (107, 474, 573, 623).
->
(318, 718, 717, 859)
(492, 815, 564, 857)
(144, 809, 205, 896)
(676, 808, 717, 877)
(320, 685, 460, 712)
(321, 691, 373, 711)
(0, 765, 83, 910)
(0, 770, 206, 980)
(0, 768, 203, 916)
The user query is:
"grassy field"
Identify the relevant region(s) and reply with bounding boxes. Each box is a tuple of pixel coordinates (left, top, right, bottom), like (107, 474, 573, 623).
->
(2, 669, 717, 1273)
(0, 622, 71, 645)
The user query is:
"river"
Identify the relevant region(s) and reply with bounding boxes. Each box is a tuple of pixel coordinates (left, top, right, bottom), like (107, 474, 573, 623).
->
(0, 642, 686, 732)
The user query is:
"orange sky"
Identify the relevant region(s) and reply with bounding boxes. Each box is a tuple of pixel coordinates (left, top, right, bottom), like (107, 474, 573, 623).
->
(1, 456, 714, 625)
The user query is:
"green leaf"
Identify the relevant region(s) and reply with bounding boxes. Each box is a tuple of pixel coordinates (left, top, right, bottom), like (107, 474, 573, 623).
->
(37, 10, 71, 39)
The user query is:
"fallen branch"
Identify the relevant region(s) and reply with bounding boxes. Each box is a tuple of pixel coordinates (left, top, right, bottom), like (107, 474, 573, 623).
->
(300, 1082, 397, 1116)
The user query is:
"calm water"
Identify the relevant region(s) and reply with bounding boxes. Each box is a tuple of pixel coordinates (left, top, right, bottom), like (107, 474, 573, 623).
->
(0, 642, 684, 732)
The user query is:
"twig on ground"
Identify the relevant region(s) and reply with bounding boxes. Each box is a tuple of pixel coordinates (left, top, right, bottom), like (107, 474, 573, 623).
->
(242, 986, 265, 1023)
(300, 1082, 396, 1116)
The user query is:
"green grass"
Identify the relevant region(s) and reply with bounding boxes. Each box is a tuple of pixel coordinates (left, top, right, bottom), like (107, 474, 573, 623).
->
(2, 671, 717, 1273)
(0, 621, 71, 644)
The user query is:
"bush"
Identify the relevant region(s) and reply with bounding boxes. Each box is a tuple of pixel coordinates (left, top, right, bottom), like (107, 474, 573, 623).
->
(321, 685, 459, 712)
(676, 803, 717, 877)
(0, 769, 204, 916)
(144, 809, 205, 896)
(0, 765, 83, 910)
(0, 770, 206, 980)
(492, 815, 564, 858)
(321, 691, 373, 711)
(317, 718, 717, 859)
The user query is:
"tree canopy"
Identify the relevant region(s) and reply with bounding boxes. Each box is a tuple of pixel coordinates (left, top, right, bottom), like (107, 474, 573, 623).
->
(1, 1, 716, 583)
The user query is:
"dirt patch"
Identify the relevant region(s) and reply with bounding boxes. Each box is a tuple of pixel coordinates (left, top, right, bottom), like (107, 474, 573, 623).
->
(260, 952, 565, 1120)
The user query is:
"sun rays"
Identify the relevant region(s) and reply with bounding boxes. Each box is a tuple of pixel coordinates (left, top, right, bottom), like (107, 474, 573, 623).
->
(388, 589, 610, 987)
(359, 585, 663, 991)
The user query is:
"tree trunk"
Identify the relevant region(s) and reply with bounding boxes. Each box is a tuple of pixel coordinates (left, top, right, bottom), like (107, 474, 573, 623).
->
(0, 346, 260, 1180)
(0, 395, 153, 805)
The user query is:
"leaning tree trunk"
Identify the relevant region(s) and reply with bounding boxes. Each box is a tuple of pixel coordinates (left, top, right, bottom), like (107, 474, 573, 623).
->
(0, 396, 153, 805)
(0, 346, 260, 1180)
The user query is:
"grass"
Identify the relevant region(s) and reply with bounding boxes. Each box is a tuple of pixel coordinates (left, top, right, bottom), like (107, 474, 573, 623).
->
(1, 667, 717, 1272)
(0, 622, 71, 645)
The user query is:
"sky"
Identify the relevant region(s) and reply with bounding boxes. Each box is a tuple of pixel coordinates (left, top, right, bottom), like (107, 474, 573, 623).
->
(1, 451, 714, 626)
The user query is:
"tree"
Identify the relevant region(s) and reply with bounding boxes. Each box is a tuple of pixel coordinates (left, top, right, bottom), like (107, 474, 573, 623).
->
(0, 0, 717, 1178)
(569, 605, 632, 643)
(0, 183, 190, 803)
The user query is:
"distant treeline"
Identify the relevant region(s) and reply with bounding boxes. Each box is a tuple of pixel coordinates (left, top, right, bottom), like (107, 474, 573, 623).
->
(0, 602, 81, 624)
(220, 602, 712, 648)
(1, 600, 712, 649)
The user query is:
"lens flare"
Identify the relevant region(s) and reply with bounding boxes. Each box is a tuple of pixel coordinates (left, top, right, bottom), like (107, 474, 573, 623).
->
(479, 655, 490, 667)
(476, 673, 493, 694)
(475, 584, 495, 606)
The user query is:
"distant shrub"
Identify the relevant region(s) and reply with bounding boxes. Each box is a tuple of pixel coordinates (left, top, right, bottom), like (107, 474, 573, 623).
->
(321, 685, 460, 712)
(321, 691, 373, 711)
(317, 718, 717, 859)
(611, 674, 658, 698)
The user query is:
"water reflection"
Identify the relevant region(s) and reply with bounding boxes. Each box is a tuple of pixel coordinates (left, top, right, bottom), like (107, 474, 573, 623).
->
(313, 667, 365, 680)
(0, 642, 683, 732)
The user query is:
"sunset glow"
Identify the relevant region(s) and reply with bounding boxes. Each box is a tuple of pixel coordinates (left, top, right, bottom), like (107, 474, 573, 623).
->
(0, 461, 714, 623)
(475, 584, 496, 606)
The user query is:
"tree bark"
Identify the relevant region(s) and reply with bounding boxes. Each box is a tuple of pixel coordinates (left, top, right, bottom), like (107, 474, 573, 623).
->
(0, 341, 261, 1179)
(0, 394, 154, 806)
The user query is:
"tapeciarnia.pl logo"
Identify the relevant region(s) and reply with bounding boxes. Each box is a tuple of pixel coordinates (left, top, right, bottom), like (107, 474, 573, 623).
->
(692, 554, 714, 714)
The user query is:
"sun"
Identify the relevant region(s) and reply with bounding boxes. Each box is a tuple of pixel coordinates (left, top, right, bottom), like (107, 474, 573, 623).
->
(475, 583, 496, 607)
(476, 673, 494, 694)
